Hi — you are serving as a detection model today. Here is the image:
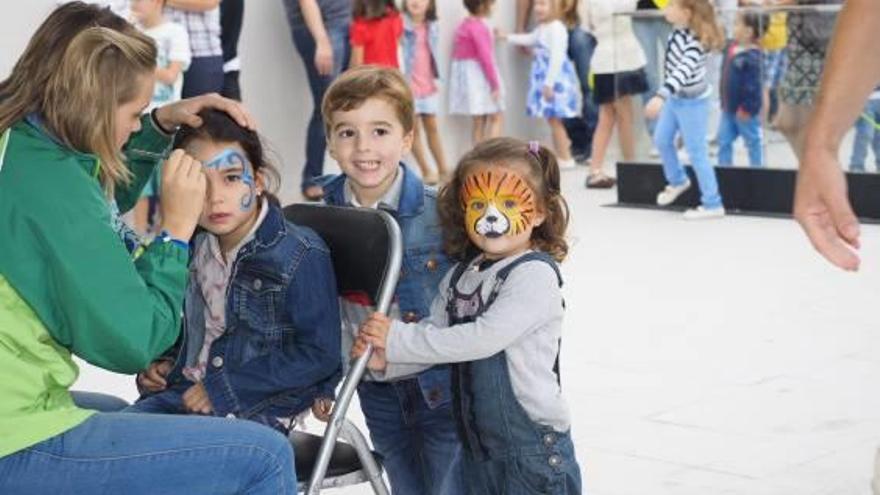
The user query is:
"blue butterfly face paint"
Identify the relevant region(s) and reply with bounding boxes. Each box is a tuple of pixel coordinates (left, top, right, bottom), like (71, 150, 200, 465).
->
(205, 148, 256, 212)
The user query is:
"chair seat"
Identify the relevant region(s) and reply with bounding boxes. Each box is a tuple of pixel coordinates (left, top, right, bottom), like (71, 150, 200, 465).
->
(290, 431, 379, 479)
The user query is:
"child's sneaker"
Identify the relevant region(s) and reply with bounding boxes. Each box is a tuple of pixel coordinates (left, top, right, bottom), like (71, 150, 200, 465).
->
(683, 206, 726, 220)
(656, 180, 691, 206)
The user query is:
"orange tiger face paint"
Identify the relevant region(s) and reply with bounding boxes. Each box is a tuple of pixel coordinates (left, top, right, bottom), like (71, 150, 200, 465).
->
(461, 167, 537, 239)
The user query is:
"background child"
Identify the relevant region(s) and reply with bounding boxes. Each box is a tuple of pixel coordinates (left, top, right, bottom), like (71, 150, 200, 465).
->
(350, 0, 403, 68)
(506, 0, 582, 170)
(449, 0, 505, 144)
(849, 86, 880, 172)
(164, 0, 224, 98)
(354, 137, 581, 494)
(645, 0, 725, 219)
(315, 66, 464, 494)
(130, 0, 192, 235)
(583, 0, 648, 188)
(561, 0, 599, 166)
(130, 110, 342, 434)
(717, 11, 766, 168)
(402, 0, 450, 185)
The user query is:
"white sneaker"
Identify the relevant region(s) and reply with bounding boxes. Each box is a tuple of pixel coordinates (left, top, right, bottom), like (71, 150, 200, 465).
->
(558, 158, 577, 170)
(649, 147, 661, 158)
(683, 206, 726, 220)
(656, 180, 692, 206)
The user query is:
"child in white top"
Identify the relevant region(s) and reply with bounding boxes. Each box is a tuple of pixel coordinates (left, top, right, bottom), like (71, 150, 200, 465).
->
(505, 0, 583, 170)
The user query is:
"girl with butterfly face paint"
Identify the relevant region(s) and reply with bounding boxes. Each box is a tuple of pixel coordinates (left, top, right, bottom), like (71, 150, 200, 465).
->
(128, 110, 342, 450)
(353, 137, 582, 494)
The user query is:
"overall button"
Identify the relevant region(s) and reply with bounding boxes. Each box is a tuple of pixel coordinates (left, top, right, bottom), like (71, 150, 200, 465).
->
(548, 455, 562, 467)
(403, 312, 419, 323)
(425, 259, 438, 272)
(543, 433, 556, 446)
(253, 278, 262, 290)
(212, 356, 224, 369)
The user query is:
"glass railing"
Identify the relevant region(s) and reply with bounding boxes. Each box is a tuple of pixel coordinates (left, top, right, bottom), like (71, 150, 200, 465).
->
(605, 3, 848, 171)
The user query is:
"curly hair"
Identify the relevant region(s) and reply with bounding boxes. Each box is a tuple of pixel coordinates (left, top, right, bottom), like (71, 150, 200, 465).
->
(438, 137, 570, 263)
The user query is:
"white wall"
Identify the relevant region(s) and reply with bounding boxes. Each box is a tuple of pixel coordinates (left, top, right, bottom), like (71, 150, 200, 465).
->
(3, 1, 546, 203)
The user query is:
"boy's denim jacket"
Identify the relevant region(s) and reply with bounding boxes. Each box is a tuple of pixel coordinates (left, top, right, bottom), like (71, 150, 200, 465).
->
(401, 15, 440, 84)
(159, 202, 343, 423)
(321, 164, 454, 409)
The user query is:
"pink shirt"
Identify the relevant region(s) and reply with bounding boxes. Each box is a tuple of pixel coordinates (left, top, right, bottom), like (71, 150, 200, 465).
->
(410, 24, 436, 98)
(452, 16, 500, 91)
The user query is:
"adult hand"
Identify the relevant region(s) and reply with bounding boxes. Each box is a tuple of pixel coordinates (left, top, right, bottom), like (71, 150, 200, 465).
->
(645, 96, 665, 121)
(793, 145, 861, 271)
(154, 93, 256, 132)
(137, 359, 174, 393)
(311, 398, 334, 422)
(315, 39, 334, 76)
(182, 382, 214, 415)
(159, 149, 207, 242)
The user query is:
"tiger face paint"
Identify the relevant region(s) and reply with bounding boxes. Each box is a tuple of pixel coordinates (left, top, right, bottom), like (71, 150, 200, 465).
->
(461, 167, 537, 239)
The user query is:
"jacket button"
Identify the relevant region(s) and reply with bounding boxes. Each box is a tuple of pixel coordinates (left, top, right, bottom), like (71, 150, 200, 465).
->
(425, 259, 438, 272)
(212, 356, 224, 368)
(253, 278, 262, 290)
(548, 455, 562, 467)
(543, 433, 556, 446)
(403, 312, 419, 323)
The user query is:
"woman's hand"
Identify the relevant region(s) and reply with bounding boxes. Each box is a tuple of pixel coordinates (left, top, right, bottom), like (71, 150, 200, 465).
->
(182, 382, 214, 415)
(311, 398, 334, 422)
(154, 93, 256, 132)
(137, 359, 174, 393)
(159, 149, 206, 242)
(644, 96, 665, 120)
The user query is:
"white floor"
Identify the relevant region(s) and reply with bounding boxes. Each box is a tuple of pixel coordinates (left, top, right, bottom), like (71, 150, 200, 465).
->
(76, 165, 880, 494)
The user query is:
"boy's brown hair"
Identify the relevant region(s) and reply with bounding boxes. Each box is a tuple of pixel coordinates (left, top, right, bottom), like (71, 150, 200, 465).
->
(438, 137, 570, 262)
(321, 65, 415, 135)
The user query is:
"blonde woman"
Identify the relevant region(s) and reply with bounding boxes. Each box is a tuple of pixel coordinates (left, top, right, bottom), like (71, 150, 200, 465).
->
(0, 4, 296, 493)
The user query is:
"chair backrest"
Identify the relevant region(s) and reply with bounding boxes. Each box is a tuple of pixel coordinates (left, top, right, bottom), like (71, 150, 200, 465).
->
(282, 204, 398, 308)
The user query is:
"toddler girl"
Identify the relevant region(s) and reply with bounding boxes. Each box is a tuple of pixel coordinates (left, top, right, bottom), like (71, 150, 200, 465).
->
(449, 0, 505, 144)
(506, 0, 583, 170)
(354, 137, 582, 494)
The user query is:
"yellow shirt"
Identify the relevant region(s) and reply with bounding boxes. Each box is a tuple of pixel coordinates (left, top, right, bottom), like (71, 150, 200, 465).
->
(761, 12, 788, 51)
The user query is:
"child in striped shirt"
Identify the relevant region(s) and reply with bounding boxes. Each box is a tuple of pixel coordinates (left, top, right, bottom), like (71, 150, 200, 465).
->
(644, 0, 726, 220)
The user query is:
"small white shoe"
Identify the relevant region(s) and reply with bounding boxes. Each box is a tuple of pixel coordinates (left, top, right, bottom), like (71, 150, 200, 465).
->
(558, 158, 577, 170)
(683, 206, 726, 220)
(656, 180, 692, 206)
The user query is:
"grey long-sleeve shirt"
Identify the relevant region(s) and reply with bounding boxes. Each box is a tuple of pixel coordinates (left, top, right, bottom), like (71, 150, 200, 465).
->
(384, 252, 571, 432)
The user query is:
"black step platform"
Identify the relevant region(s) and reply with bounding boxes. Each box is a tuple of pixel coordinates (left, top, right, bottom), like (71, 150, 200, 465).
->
(615, 162, 880, 221)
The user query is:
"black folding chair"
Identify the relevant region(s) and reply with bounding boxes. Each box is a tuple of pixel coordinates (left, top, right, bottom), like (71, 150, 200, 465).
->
(283, 203, 401, 494)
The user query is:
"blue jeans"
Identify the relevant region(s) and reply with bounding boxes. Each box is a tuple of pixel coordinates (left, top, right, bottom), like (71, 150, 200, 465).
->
(717, 111, 764, 167)
(850, 99, 880, 171)
(289, 23, 350, 190)
(182, 56, 225, 98)
(0, 412, 296, 494)
(634, 16, 672, 136)
(654, 95, 723, 209)
(563, 27, 599, 159)
(358, 380, 463, 495)
(71, 391, 130, 412)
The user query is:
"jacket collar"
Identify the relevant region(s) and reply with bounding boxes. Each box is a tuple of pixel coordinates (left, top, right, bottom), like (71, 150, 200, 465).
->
(323, 163, 425, 217)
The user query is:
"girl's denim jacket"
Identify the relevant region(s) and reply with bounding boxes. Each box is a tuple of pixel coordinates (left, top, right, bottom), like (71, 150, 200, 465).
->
(322, 164, 454, 409)
(161, 202, 343, 423)
(401, 15, 440, 84)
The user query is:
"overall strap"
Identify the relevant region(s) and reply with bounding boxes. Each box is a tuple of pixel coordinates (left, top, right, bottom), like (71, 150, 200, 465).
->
(444, 256, 481, 319)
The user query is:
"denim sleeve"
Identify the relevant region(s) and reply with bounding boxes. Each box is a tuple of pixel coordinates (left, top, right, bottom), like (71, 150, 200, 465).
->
(204, 245, 342, 414)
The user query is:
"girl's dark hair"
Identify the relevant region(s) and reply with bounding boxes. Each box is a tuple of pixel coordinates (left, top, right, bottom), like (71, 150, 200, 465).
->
(463, 0, 494, 16)
(740, 11, 769, 40)
(438, 137, 570, 262)
(174, 109, 281, 204)
(353, 0, 398, 19)
(403, 0, 438, 22)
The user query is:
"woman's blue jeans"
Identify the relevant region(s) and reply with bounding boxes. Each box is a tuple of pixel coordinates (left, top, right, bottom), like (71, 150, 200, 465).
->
(654, 95, 723, 209)
(0, 412, 296, 494)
